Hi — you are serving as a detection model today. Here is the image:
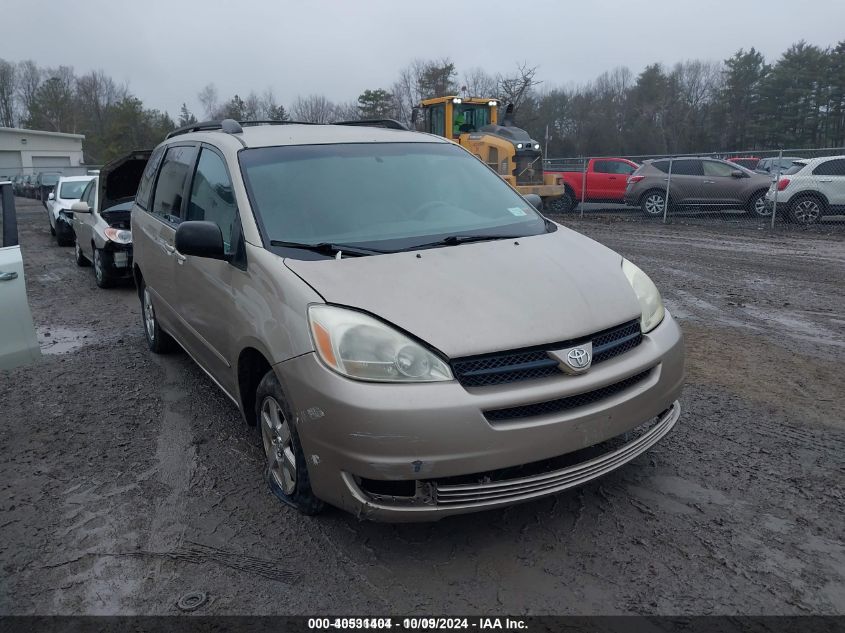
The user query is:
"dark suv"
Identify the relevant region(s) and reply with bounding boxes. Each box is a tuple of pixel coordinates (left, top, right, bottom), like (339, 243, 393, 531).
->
(625, 157, 773, 217)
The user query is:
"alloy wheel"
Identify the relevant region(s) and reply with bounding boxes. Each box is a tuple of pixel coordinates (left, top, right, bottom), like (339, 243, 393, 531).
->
(260, 396, 297, 495)
(754, 196, 769, 216)
(143, 288, 156, 342)
(644, 193, 666, 215)
(793, 199, 820, 224)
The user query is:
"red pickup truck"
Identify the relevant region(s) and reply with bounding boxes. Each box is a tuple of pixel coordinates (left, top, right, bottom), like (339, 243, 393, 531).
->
(545, 157, 639, 212)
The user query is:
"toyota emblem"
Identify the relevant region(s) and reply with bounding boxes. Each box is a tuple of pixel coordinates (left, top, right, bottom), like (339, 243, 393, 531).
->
(567, 348, 591, 369)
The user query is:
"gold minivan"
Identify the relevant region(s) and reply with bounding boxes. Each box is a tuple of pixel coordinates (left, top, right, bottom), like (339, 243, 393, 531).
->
(131, 119, 684, 521)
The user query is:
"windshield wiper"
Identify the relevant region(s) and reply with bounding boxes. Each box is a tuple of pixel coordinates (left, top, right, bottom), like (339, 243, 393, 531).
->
(269, 240, 387, 257)
(402, 234, 523, 251)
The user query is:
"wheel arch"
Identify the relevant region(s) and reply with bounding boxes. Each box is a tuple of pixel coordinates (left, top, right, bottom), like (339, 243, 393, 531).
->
(787, 189, 829, 209)
(237, 347, 274, 426)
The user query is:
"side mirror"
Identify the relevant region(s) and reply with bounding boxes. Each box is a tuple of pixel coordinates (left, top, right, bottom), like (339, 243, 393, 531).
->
(48, 192, 54, 201)
(175, 221, 227, 260)
(524, 193, 543, 211)
(730, 170, 745, 178)
(70, 201, 90, 214)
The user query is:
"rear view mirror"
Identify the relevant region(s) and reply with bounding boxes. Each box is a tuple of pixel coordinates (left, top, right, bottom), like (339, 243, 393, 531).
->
(70, 201, 90, 214)
(731, 170, 744, 178)
(175, 221, 227, 261)
(524, 193, 543, 210)
(48, 192, 54, 201)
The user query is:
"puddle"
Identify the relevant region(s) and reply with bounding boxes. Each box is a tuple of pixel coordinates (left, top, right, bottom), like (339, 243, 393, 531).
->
(37, 326, 94, 355)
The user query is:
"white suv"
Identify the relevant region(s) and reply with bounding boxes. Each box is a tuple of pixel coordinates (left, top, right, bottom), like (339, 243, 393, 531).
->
(47, 175, 94, 245)
(765, 155, 845, 225)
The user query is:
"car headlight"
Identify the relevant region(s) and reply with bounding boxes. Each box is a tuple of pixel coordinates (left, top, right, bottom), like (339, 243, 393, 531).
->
(308, 305, 453, 382)
(104, 228, 132, 244)
(622, 259, 665, 333)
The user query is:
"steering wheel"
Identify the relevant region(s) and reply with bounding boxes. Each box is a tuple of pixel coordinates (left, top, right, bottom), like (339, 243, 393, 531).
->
(410, 200, 451, 221)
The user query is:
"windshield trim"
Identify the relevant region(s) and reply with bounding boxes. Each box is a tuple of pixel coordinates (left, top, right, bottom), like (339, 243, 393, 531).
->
(238, 141, 549, 259)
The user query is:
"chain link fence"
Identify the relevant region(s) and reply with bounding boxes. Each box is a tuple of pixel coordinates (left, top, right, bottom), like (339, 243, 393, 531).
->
(542, 148, 845, 231)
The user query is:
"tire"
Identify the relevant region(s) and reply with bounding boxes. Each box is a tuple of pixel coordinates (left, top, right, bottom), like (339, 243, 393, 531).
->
(74, 239, 90, 267)
(140, 280, 176, 353)
(788, 195, 824, 226)
(546, 190, 575, 213)
(93, 248, 113, 288)
(641, 190, 668, 216)
(746, 191, 769, 218)
(255, 370, 324, 515)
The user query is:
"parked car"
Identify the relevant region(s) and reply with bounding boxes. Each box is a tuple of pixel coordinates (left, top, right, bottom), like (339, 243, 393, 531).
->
(0, 181, 41, 370)
(625, 157, 773, 217)
(727, 156, 761, 170)
(755, 156, 803, 177)
(132, 119, 684, 521)
(71, 151, 151, 288)
(47, 175, 95, 246)
(545, 157, 640, 212)
(35, 172, 62, 206)
(11, 175, 24, 196)
(764, 155, 845, 225)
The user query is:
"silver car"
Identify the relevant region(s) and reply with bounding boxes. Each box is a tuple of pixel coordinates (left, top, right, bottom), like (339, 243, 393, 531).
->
(71, 151, 151, 288)
(132, 119, 684, 521)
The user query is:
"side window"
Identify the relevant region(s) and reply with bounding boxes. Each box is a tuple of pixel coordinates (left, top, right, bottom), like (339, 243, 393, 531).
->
(135, 145, 166, 209)
(593, 161, 611, 174)
(187, 148, 239, 253)
(671, 160, 703, 176)
(426, 105, 445, 137)
(703, 161, 737, 177)
(82, 180, 96, 208)
(614, 162, 636, 175)
(151, 146, 196, 223)
(813, 159, 845, 176)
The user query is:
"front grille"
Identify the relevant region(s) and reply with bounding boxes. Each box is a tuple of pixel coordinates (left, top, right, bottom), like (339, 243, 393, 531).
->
(451, 319, 642, 388)
(483, 369, 652, 422)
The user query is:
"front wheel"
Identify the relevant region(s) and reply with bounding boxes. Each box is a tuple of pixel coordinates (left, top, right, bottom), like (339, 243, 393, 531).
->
(546, 191, 574, 213)
(93, 248, 112, 288)
(641, 190, 668, 216)
(256, 370, 324, 515)
(746, 191, 770, 217)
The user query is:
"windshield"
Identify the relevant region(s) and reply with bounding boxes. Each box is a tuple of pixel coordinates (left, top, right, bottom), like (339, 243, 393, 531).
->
(239, 142, 547, 253)
(60, 181, 90, 199)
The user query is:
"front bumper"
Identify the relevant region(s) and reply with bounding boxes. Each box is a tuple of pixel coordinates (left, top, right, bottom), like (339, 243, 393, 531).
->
(100, 243, 134, 279)
(276, 311, 684, 521)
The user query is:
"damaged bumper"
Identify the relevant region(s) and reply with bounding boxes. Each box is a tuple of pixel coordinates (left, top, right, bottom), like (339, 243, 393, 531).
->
(276, 311, 684, 521)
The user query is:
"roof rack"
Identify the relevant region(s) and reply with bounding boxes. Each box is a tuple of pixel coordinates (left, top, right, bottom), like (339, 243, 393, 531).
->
(166, 117, 408, 139)
(335, 119, 408, 131)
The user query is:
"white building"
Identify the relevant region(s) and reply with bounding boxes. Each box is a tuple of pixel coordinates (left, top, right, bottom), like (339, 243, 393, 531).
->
(0, 127, 86, 179)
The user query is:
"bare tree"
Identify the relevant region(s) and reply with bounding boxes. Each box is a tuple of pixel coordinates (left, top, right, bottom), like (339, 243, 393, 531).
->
(392, 58, 458, 127)
(291, 94, 335, 123)
(461, 67, 497, 98)
(497, 63, 541, 113)
(76, 70, 126, 135)
(16, 60, 41, 126)
(30, 66, 76, 131)
(0, 59, 16, 127)
(197, 83, 220, 119)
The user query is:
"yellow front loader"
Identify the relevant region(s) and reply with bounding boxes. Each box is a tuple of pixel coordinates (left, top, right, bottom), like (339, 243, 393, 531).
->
(416, 96, 563, 203)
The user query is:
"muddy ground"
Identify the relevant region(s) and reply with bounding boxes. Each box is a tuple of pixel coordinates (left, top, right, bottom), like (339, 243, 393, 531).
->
(1, 198, 843, 615)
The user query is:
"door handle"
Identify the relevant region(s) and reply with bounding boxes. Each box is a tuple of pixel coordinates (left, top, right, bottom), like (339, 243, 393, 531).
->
(608, 176, 617, 180)
(175, 252, 186, 265)
(703, 180, 715, 184)
(0, 271, 18, 282)
(818, 178, 833, 182)
(162, 243, 176, 255)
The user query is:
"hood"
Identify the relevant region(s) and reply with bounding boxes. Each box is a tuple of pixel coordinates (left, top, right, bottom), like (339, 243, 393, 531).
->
(284, 228, 643, 358)
(99, 149, 152, 209)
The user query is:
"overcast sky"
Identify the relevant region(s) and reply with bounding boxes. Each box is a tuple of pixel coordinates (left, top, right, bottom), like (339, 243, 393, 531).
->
(3, 0, 845, 118)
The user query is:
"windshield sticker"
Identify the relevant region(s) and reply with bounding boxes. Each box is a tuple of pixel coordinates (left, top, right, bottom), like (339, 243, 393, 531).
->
(508, 207, 528, 216)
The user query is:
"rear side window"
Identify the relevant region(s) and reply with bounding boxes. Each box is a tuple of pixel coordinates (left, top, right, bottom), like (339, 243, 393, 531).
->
(135, 145, 166, 210)
(813, 159, 845, 176)
(187, 148, 239, 253)
(669, 160, 703, 176)
(151, 146, 196, 223)
(783, 162, 807, 176)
